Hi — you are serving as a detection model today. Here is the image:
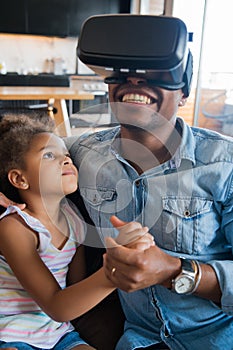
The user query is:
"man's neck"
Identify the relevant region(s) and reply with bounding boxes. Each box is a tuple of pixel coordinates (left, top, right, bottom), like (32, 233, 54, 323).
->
(117, 123, 181, 174)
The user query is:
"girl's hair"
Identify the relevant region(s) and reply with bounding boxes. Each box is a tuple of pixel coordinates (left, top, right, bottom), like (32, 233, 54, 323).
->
(0, 111, 56, 203)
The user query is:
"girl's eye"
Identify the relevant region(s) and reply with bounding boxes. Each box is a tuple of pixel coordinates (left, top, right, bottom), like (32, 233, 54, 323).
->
(43, 152, 55, 160)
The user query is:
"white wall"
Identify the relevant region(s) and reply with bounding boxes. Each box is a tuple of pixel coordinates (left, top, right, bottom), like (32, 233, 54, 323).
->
(0, 33, 78, 74)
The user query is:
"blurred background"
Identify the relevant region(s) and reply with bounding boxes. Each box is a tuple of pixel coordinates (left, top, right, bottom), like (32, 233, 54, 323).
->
(0, 0, 232, 137)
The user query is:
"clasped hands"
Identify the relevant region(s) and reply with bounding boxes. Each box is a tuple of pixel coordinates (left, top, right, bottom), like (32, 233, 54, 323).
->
(104, 216, 177, 293)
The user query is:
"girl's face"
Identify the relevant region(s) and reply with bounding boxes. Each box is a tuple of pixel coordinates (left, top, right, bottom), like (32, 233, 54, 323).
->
(21, 132, 78, 198)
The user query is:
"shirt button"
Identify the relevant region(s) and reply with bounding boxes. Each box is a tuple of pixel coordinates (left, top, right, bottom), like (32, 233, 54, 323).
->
(135, 180, 140, 187)
(184, 209, 191, 217)
(164, 326, 170, 337)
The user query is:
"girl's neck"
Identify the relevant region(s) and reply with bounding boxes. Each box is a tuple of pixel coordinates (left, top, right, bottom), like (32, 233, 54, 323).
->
(22, 194, 69, 249)
(21, 193, 63, 224)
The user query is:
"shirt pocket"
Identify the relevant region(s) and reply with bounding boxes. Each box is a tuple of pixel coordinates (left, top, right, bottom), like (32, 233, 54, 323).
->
(162, 196, 214, 254)
(81, 187, 116, 206)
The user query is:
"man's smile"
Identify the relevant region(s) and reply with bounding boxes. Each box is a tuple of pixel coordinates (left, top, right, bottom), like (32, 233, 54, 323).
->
(114, 84, 162, 108)
(122, 93, 155, 105)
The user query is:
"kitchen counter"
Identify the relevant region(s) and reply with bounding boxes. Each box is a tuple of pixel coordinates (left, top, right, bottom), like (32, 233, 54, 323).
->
(0, 85, 95, 136)
(0, 73, 70, 87)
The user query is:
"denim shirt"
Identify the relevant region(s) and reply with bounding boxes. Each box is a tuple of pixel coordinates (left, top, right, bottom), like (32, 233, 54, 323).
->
(67, 118, 233, 350)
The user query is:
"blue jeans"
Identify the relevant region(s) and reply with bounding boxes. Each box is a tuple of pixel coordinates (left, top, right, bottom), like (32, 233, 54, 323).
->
(0, 331, 88, 350)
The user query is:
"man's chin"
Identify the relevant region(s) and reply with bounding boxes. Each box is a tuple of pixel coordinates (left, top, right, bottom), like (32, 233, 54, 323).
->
(120, 123, 143, 131)
(114, 101, 153, 112)
(116, 113, 167, 132)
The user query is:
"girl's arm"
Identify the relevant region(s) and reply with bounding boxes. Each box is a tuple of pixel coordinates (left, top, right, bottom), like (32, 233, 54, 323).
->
(0, 215, 114, 322)
(0, 214, 151, 323)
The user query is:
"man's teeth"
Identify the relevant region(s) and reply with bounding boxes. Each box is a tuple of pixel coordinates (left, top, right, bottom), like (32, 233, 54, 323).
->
(122, 93, 152, 104)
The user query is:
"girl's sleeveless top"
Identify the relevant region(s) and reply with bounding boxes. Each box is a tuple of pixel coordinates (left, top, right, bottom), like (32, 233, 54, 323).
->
(0, 199, 85, 348)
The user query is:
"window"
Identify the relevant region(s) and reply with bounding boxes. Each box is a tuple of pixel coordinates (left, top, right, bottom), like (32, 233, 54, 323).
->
(138, 0, 233, 136)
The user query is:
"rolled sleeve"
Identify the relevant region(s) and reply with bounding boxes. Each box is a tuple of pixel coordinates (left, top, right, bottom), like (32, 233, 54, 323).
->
(208, 260, 233, 315)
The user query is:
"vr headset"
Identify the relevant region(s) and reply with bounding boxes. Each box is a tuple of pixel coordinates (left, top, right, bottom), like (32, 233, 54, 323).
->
(77, 14, 193, 97)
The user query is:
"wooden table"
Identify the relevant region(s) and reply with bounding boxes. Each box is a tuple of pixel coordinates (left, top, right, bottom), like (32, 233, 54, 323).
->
(0, 86, 95, 136)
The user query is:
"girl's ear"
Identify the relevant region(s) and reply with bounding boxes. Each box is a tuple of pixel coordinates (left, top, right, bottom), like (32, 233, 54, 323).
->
(8, 169, 29, 190)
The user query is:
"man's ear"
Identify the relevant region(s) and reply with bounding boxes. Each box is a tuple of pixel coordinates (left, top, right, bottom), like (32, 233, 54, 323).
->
(8, 169, 29, 190)
(178, 95, 187, 107)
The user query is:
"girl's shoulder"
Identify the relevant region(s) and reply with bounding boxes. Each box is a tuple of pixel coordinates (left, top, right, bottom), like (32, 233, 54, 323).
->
(0, 207, 38, 256)
(0, 210, 33, 254)
(0, 209, 23, 229)
(0, 206, 38, 240)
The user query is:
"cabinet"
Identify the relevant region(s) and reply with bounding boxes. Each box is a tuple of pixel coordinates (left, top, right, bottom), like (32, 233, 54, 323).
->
(0, 0, 26, 34)
(0, 0, 131, 37)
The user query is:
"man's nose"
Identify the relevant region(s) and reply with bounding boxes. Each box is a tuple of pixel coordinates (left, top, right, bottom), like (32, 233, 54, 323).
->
(126, 76, 147, 85)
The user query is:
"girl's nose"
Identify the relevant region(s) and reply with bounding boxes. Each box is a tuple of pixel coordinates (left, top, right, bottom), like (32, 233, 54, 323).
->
(126, 76, 147, 85)
(64, 155, 72, 165)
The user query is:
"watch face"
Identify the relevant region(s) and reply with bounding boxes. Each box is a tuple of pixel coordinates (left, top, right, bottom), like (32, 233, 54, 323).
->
(175, 275, 194, 294)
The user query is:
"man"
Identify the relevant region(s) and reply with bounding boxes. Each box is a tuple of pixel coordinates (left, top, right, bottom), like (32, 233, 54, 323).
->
(1, 14, 233, 350)
(66, 14, 233, 350)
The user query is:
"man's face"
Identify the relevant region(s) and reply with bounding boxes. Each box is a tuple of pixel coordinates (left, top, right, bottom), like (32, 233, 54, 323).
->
(108, 76, 185, 131)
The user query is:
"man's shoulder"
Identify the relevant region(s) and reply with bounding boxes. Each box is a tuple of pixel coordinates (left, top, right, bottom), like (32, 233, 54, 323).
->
(64, 127, 119, 166)
(64, 127, 119, 150)
(191, 125, 232, 140)
(191, 125, 233, 146)
(190, 125, 233, 162)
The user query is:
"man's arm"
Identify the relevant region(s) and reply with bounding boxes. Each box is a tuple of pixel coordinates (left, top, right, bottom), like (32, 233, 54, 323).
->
(103, 239, 222, 304)
(0, 192, 26, 212)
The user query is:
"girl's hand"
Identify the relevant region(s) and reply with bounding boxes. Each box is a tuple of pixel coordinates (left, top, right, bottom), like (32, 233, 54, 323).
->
(110, 215, 154, 250)
(0, 192, 26, 210)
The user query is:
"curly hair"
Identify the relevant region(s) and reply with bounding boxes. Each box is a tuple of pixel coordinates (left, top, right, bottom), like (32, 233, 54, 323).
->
(0, 111, 56, 203)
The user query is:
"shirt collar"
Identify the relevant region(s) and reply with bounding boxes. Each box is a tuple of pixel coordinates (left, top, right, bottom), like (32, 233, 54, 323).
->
(174, 117, 196, 168)
(92, 118, 196, 168)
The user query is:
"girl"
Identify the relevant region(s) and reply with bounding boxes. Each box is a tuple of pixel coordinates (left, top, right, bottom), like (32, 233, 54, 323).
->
(0, 113, 154, 350)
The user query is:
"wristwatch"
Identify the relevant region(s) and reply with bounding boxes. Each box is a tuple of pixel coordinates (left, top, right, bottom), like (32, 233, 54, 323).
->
(172, 258, 201, 295)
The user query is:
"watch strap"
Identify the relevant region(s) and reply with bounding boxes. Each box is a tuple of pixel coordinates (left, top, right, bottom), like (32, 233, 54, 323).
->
(172, 258, 201, 295)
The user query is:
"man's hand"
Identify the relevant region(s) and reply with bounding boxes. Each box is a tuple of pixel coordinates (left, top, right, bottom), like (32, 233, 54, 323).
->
(0, 192, 26, 210)
(104, 220, 181, 292)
